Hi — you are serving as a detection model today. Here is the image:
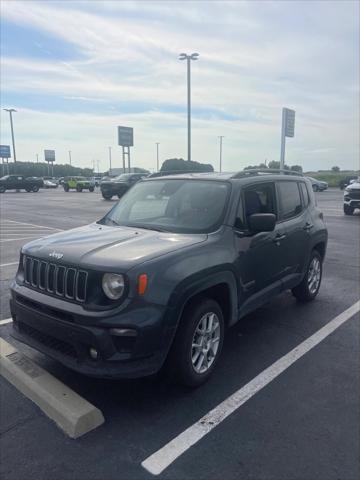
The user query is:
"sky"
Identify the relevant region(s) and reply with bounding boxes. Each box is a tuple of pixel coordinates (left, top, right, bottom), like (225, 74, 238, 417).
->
(0, 0, 359, 173)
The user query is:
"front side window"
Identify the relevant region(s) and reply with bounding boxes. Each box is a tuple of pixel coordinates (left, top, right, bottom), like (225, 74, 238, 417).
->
(278, 181, 302, 220)
(238, 182, 277, 229)
(101, 179, 230, 233)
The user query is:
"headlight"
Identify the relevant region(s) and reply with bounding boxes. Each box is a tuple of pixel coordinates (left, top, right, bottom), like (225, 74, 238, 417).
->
(102, 273, 125, 300)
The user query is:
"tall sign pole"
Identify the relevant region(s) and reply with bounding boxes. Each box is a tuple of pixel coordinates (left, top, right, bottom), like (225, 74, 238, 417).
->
(108, 146, 112, 172)
(280, 107, 295, 170)
(218, 136, 224, 172)
(3, 109, 17, 162)
(156, 142, 160, 171)
(117, 126, 133, 173)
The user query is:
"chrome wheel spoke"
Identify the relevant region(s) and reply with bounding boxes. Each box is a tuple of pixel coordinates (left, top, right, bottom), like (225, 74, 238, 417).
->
(191, 311, 221, 374)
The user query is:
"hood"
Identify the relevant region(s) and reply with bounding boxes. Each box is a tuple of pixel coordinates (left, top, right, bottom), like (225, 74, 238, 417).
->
(346, 182, 360, 190)
(22, 223, 207, 271)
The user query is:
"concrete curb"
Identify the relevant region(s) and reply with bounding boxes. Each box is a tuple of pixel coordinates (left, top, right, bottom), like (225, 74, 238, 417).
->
(0, 338, 105, 438)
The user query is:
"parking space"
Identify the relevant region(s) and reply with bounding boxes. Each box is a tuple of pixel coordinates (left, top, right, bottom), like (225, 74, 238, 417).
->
(0, 187, 359, 480)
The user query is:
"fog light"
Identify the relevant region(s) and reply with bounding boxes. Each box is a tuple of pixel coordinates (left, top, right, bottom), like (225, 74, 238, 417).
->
(89, 347, 98, 360)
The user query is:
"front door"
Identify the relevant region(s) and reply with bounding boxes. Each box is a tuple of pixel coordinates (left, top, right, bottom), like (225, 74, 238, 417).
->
(234, 181, 288, 309)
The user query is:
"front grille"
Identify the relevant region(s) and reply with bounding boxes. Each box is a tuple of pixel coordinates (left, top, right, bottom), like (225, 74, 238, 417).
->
(348, 190, 360, 200)
(23, 256, 88, 302)
(18, 321, 77, 359)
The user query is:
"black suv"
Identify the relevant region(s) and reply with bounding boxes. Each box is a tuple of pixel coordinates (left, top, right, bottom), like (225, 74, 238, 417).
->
(100, 173, 147, 200)
(10, 170, 327, 386)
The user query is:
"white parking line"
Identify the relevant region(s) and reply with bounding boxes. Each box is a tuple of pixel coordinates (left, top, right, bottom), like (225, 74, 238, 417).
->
(1, 220, 63, 231)
(0, 262, 18, 267)
(142, 300, 360, 476)
(0, 318, 12, 326)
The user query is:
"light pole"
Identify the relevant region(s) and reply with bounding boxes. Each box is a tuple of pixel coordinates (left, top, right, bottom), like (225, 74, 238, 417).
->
(108, 146, 112, 173)
(156, 142, 160, 171)
(68, 150, 72, 166)
(36, 153, 39, 163)
(179, 53, 199, 162)
(3, 108, 17, 162)
(218, 136, 224, 172)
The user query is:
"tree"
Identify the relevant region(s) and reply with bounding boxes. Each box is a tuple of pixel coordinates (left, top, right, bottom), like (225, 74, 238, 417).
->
(268, 160, 290, 170)
(332, 166, 340, 172)
(160, 158, 214, 173)
(244, 163, 267, 170)
(291, 165, 303, 173)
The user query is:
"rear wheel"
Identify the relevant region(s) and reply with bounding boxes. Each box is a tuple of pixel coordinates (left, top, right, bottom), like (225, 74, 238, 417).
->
(76, 184, 83, 192)
(89, 186, 95, 192)
(167, 297, 225, 387)
(63, 184, 69, 192)
(343, 204, 354, 215)
(102, 193, 112, 200)
(32, 185, 39, 192)
(0, 186, 5, 193)
(292, 250, 322, 302)
(25, 187, 31, 193)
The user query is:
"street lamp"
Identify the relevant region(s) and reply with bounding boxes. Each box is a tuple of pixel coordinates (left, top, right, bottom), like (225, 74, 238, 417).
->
(3, 108, 17, 162)
(179, 52, 199, 162)
(156, 142, 160, 171)
(218, 136, 224, 172)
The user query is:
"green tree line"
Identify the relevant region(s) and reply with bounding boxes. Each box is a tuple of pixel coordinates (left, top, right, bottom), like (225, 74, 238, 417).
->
(1, 161, 94, 178)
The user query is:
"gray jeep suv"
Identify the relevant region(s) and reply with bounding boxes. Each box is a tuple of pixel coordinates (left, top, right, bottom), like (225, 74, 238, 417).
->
(10, 170, 327, 386)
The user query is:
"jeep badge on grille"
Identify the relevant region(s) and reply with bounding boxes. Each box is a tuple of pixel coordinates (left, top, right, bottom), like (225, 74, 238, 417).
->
(49, 251, 64, 260)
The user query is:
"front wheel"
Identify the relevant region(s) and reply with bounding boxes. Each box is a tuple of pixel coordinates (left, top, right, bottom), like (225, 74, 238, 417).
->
(63, 184, 69, 192)
(343, 204, 354, 216)
(167, 298, 225, 387)
(292, 250, 322, 302)
(312, 184, 319, 192)
(32, 185, 39, 192)
(0, 186, 5, 193)
(102, 193, 112, 200)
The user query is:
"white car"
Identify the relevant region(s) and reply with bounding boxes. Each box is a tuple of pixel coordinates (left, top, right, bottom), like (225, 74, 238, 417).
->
(43, 179, 58, 189)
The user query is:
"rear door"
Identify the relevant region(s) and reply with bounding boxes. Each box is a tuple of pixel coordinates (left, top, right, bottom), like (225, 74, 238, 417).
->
(276, 180, 312, 289)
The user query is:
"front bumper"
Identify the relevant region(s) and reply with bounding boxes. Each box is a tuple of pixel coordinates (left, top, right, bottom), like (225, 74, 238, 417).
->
(10, 284, 175, 379)
(344, 197, 360, 209)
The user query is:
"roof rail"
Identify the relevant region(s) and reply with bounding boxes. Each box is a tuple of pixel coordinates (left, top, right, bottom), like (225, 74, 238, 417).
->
(232, 168, 303, 178)
(147, 170, 212, 178)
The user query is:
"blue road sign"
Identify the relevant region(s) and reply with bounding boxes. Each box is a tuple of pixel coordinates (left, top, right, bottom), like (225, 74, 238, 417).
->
(0, 145, 11, 158)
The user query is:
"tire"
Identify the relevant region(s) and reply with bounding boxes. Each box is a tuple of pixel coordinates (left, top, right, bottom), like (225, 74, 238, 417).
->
(343, 204, 354, 216)
(25, 188, 31, 193)
(63, 184, 69, 192)
(312, 184, 319, 192)
(89, 186, 94, 192)
(0, 186, 5, 193)
(167, 297, 225, 387)
(102, 193, 113, 200)
(292, 250, 322, 302)
(32, 185, 39, 192)
(76, 185, 82, 192)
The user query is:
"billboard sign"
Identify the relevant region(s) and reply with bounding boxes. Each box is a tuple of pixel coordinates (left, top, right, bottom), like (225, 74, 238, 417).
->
(44, 149, 56, 162)
(0, 145, 11, 158)
(283, 108, 295, 138)
(118, 126, 134, 147)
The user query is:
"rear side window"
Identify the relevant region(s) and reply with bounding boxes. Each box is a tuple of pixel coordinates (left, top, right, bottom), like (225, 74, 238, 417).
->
(299, 182, 309, 207)
(277, 181, 302, 220)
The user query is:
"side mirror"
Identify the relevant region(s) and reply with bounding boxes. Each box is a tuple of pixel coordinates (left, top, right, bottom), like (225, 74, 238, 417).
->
(248, 213, 276, 233)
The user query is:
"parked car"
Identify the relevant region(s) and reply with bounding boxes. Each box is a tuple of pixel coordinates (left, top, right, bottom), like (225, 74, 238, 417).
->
(91, 176, 102, 187)
(100, 173, 147, 200)
(11, 170, 327, 386)
(63, 177, 95, 192)
(0, 175, 43, 193)
(306, 177, 328, 192)
(43, 179, 58, 189)
(343, 178, 360, 215)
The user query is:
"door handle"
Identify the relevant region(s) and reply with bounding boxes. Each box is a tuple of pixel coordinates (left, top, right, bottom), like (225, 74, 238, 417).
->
(303, 222, 314, 231)
(273, 233, 286, 243)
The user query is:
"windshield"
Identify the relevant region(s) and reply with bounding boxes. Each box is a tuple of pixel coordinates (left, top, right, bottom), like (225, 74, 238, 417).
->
(101, 179, 230, 233)
(114, 174, 132, 181)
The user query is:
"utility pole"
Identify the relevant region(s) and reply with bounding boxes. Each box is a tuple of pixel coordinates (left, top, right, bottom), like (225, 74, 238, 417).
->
(108, 146, 112, 173)
(218, 136, 224, 172)
(68, 150, 72, 166)
(179, 53, 199, 162)
(36, 153, 39, 163)
(156, 142, 160, 171)
(3, 108, 17, 162)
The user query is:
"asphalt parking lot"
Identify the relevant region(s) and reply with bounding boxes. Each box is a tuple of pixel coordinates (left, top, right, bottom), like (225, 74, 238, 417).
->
(0, 187, 359, 480)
